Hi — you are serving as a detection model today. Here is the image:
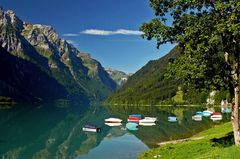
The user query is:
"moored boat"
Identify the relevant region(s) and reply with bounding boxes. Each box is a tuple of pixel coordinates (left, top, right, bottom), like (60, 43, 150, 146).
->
(129, 114, 142, 119)
(192, 115, 202, 121)
(105, 117, 122, 123)
(128, 117, 141, 123)
(168, 116, 177, 122)
(105, 122, 122, 127)
(210, 112, 222, 121)
(126, 122, 139, 131)
(139, 122, 156, 126)
(139, 117, 157, 123)
(196, 111, 203, 116)
(202, 110, 213, 117)
(82, 124, 101, 133)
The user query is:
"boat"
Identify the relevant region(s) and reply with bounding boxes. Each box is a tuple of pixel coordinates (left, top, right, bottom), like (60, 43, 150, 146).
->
(192, 115, 202, 121)
(202, 110, 213, 117)
(104, 117, 122, 123)
(128, 117, 141, 123)
(168, 116, 177, 122)
(105, 122, 122, 127)
(210, 112, 222, 121)
(82, 124, 101, 133)
(129, 114, 142, 119)
(126, 122, 139, 131)
(196, 111, 203, 116)
(139, 117, 157, 123)
(139, 122, 156, 126)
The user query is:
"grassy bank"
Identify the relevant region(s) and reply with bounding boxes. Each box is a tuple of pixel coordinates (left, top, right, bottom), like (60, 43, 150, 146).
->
(139, 122, 240, 159)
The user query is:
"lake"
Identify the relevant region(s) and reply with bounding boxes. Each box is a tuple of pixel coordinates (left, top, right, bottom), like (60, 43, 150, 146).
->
(0, 104, 231, 159)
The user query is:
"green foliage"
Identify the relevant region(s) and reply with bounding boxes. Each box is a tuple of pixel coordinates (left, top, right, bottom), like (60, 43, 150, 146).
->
(107, 47, 182, 105)
(107, 46, 211, 105)
(140, 0, 240, 98)
(172, 90, 183, 104)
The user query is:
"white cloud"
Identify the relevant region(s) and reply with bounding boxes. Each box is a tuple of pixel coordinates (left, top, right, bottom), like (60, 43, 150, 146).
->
(81, 29, 113, 36)
(63, 33, 79, 37)
(80, 29, 143, 36)
(115, 29, 143, 35)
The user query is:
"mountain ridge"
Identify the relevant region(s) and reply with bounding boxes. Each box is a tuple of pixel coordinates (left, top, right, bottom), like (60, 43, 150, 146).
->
(105, 68, 130, 87)
(0, 8, 116, 103)
(107, 46, 183, 105)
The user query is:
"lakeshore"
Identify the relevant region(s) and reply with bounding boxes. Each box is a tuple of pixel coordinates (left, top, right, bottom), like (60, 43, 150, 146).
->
(139, 122, 240, 159)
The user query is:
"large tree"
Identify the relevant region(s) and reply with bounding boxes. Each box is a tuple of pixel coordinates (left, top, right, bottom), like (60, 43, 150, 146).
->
(140, 0, 240, 145)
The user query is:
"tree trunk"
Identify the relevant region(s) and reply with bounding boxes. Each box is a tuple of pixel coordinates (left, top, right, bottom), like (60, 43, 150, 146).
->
(232, 85, 240, 145)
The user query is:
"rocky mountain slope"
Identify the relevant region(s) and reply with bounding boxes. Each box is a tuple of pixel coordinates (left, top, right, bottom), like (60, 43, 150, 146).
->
(0, 9, 116, 103)
(105, 68, 129, 87)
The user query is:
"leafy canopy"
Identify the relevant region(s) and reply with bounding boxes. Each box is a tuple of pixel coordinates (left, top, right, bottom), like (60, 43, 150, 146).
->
(140, 0, 240, 92)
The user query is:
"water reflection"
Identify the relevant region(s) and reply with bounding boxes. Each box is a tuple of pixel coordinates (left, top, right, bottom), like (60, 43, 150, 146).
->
(107, 105, 230, 148)
(0, 104, 230, 159)
(0, 104, 111, 159)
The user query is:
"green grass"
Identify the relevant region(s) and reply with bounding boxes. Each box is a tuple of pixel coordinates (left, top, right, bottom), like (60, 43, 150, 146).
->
(139, 122, 240, 159)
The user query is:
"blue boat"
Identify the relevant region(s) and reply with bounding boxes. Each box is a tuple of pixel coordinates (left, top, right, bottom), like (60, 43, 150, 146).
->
(126, 122, 139, 131)
(196, 111, 203, 116)
(168, 116, 177, 122)
(202, 110, 213, 117)
(129, 114, 142, 118)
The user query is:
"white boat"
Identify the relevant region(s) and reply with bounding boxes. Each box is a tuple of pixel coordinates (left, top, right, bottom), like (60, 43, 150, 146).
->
(139, 117, 157, 123)
(104, 118, 122, 123)
(139, 122, 156, 126)
(105, 122, 122, 127)
(82, 125, 101, 133)
(192, 115, 202, 121)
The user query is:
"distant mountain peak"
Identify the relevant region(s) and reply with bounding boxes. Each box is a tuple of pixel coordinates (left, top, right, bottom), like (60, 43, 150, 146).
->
(105, 68, 130, 87)
(1, 9, 24, 31)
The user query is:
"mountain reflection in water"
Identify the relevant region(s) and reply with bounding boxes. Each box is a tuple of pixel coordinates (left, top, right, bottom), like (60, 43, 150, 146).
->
(0, 104, 230, 159)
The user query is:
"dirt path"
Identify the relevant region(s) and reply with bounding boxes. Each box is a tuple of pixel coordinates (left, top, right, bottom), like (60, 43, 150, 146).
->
(157, 136, 206, 146)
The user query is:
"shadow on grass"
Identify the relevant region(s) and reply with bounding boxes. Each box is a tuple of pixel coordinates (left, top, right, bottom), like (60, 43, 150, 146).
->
(211, 132, 234, 147)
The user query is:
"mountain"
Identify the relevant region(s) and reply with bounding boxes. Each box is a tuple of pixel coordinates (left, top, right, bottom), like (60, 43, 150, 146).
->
(107, 46, 181, 105)
(107, 45, 219, 105)
(0, 9, 116, 103)
(105, 68, 130, 87)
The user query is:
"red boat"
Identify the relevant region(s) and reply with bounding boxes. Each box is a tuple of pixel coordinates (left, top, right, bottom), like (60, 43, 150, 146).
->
(212, 112, 221, 115)
(127, 117, 140, 123)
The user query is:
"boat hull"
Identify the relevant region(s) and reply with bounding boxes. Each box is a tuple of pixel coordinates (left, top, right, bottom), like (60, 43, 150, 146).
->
(192, 115, 202, 121)
(82, 127, 101, 133)
(105, 122, 122, 127)
(126, 122, 139, 131)
(168, 116, 177, 122)
(105, 118, 122, 123)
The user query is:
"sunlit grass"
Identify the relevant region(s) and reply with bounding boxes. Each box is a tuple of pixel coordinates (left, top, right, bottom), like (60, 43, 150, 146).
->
(139, 122, 240, 159)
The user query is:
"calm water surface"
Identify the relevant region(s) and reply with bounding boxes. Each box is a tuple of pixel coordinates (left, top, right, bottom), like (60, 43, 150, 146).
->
(0, 104, 230, 159)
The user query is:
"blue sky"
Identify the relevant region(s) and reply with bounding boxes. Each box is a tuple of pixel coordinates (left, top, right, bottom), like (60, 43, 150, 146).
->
(0, 0, 174, 73)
